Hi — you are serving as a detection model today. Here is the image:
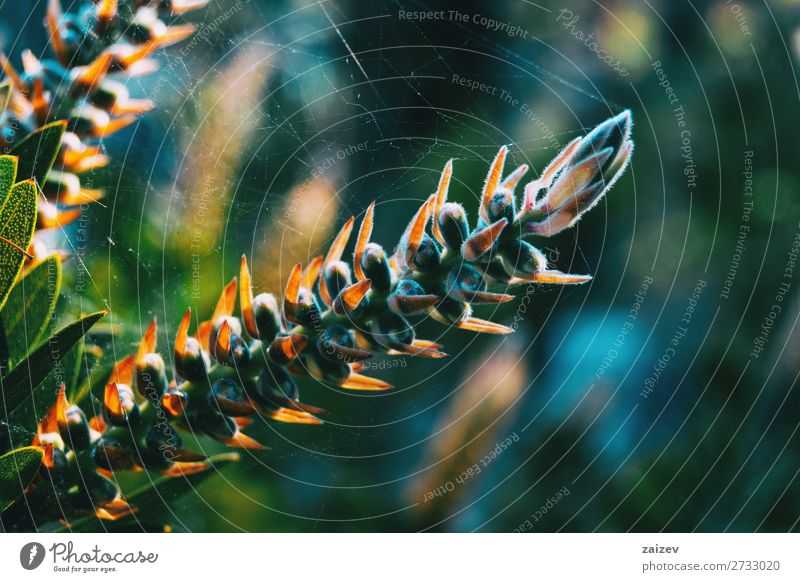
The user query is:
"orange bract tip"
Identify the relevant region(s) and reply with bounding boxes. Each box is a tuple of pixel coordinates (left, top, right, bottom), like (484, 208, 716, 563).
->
(88, 415, 107, 434)
(161, 392, 186, 418)
(391, 343, 448, 359)
(95, 499, 136, 521)
(480, 146, 508, 222)
(272, 333, 308, 362)
(96, 0, 117, 22)
(117, 41, 158, 69)
(432, 159, 453, 245)
(319, 216, 355, 305)
(170, 0, 211, 15)
(467, 291, 516, 304)
(283, 263, 302, 310)
(161, 461, 210, 478)
(175, 308, 191, 355)
(268, 407, 323, 425)
(338, 279, 371, 312)
(38, 204, 82, 230)
(212, 278, 237, 324)
(301, 256, 323, 290)
(339, 372, 392, 391)
(239, 255, 256, 338)
(388, 293, 439, 315)
(223, 432, 268, 450)
(412, 338, 444, 350)
(60, 188, 104, 206)
(157, 24, 197, 47)
(109, 354, 135, 386)
(455, 317, 514, 335)
(47, 0, 66, 62)
(197, 320, 212, 352)
(104, 383, 124, 418)
(55, 384, 68, 427)
(353, 201, 375, 280)
(112, 98, 154, 116)
(75, 52, 112, 90)
(21, 50, 42, 76)
(532, 270, 592, 285)
(501, 164, 529, 191)
(136, 318, 157, 364)
(461, 218, 508, 261)
(403, 194, 434, 266)
(214, 319, 232, 362)
(94, 115, 136, 138)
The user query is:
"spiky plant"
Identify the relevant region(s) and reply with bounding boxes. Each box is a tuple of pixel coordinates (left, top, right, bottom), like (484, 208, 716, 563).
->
(0, 110, 632, 531)
(0, 0, 207, 264)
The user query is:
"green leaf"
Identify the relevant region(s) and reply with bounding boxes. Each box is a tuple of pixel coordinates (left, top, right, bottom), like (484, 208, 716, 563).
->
(10, 120, 67, 188)
(0, 155, 17, 209)
(0, 179, 37, 310)
(62, 340, 85, 403)
(1, 310, 107, 430)
(0, 255, 61, 367)
(47, 453, 240, 532)
(0, 446, 43, 512)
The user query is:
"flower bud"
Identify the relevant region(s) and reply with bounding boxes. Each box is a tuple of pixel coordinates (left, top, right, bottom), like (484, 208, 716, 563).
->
(370, 311, 415, 349)
(302, 348, 351, 384)
(361, 242, 392, 292)
(317, 325, 353, 359)
(447, 262, 485, 296)
(570, 110, 632, 175)
(104, 383, 140, 426)
(437, 202, 469, 252)
(136, 352, 169, 402)
(92, 438, 137, 471)
(332, 279, 371, 318)
(208, 378, 256, 416)
(486, 189, 515, 224)
(175, 335, 209, 381)
(388, 279, 439, 315)
(84, 473, 120, 506)
(432, 296, 470, 325)
(253, 292, 282, 342)
(268, 333, 308, 365)
(324, 260, 352, 299)
(255, 362, 300, 408)
(209, 316, 243, 354)
(141, 423, 183, 470)
(161, 389, 188, 419)
(60, 404, 91, 451)
(291, 288, 323, 328)
(502, 239, 547, 278)
(411, 235, 441, 273)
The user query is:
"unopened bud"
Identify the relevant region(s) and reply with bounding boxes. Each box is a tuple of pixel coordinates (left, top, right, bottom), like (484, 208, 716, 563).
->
(60, 405, 91, 451)
(371, 311, 415, 349)
(324, 260, 352, 299)
(253, 292, 282, 342)
(437, 203, 469, 252)
(175, 336, 209, 381)
(502, 239, 547, 277)
(411, 235, 442, 273)
(136, 352, 169, 401)
(361, 243, 392, 292)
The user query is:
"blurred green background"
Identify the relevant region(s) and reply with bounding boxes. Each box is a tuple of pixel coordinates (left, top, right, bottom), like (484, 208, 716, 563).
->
(4, 0, 800, 531)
